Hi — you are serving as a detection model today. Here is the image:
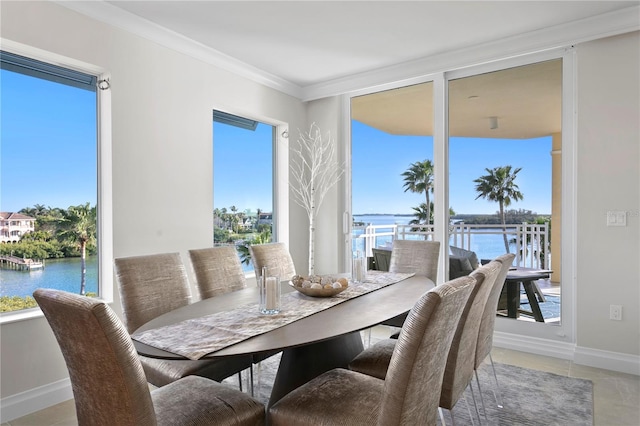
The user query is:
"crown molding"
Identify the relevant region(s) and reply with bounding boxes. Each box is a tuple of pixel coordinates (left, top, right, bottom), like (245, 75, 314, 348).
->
(53, 0, 303, 99)
(53, 2, 638, 102)
(302, 5, 640, 101)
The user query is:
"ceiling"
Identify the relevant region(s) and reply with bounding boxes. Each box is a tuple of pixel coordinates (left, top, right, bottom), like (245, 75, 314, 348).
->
(64, 1, 637, 138)
(102, 1, 637, 89)
(352, 59, 562, 138)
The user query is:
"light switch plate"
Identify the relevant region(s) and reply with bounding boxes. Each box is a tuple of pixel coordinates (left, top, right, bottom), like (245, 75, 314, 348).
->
(607, 211, 627, 227)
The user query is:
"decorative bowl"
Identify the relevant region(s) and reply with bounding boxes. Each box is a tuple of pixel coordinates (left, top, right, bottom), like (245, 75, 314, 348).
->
(289, 275, 349, 298)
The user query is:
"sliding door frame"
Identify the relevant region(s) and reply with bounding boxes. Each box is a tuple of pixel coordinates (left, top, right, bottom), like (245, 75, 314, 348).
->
(343, 46, 577, 348)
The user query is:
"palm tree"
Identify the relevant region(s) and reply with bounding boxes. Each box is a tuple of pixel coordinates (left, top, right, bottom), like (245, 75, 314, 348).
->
(57, 203, 97, 295)
(237, 230, 272, 265)
(408, 203, 431, 240)
(474, 165, 524, 252)
(402, 160, 434, 224)
(255, 208, 262, 231)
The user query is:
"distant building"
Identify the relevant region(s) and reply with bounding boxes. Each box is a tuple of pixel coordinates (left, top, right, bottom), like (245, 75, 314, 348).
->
(0, 212, 36, 243)
(258, 212, 273, 226)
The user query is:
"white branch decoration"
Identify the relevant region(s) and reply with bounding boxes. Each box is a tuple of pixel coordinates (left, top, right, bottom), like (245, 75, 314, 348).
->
(290, 122, 344, 275)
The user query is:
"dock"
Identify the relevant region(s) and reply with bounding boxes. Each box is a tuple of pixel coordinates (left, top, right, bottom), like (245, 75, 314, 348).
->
(0, 255, 44, 271)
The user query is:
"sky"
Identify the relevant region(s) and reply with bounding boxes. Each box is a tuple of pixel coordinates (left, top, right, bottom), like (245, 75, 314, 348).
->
(1, 69, 97, 213)
(2, 68, 551, 218)
(352, 120, 552, 215)
(213, 121, 273, 214)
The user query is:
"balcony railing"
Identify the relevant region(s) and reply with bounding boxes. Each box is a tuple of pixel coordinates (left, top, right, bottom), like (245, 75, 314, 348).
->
(353, 222, 550, 269)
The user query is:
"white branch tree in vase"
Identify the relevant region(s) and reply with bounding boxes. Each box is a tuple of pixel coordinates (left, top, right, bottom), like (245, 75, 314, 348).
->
(290, 122, 344, 275)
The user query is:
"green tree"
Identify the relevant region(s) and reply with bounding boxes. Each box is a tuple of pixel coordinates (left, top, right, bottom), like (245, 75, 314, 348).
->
(474, 165, 524, 253)
(409, 202, 456, 238)
(237, 230, 272, 266)
(57, 203, 97, 295)
(402, 160, 434, 224)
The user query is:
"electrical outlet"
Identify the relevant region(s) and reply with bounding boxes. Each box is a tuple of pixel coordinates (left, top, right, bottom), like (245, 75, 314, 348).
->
(610, 305, 622, 321)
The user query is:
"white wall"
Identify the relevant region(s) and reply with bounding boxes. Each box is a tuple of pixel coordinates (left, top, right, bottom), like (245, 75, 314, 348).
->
(0, 1, 306, 420)
(295, 96, 346, 276)
(575, 32, 640, 358)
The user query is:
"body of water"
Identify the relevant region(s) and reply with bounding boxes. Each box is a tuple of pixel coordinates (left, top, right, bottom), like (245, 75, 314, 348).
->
(2, 217, 512, 298)
(353, 214, 512, 261)
(1, 256, 98, 298)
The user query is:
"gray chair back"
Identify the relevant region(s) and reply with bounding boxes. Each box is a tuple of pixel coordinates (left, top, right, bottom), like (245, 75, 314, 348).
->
(34, 289, 157, 426)
(378, 275, 475, 425)
(475, 253, 516, 368)
(114, 253, 190, 334)
(372, 248, 391, 271)
(389, 240, 440, 281)
(249, 242, 296, 281)
(440, 260, 502, 410)
(189, 246, 247, 299)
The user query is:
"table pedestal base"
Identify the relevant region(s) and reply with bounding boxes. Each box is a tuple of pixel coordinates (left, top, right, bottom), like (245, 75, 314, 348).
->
(268, 331, 364, 408)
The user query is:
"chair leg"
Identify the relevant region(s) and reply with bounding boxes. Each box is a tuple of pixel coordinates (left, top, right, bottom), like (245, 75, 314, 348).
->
(438, 407, 447, 425)
(489, 353, 504, 408)
(237, 371, 243, 392)
(467, 379, 483, 425)
(255, 361, 262, 395)
(363, 327, 372, 347)
(474, 369, 488, 421)
(248, 367, 254, 396)
(460, 392, 477, 426)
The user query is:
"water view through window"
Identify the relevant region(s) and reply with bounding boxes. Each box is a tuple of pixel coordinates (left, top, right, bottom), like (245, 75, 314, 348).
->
(0, 52, 98, 312)
(213, 112, 274, 272)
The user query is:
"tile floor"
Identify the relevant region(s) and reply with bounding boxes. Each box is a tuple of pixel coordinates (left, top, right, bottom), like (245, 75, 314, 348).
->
(3, 326, 639, 426)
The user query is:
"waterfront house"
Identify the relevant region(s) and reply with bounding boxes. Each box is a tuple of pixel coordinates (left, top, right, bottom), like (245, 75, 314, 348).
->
(0, 212, 35, 243)
(0, 1, 637, 423)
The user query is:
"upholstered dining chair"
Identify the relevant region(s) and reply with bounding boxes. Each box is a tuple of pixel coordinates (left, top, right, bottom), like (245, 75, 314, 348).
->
(33, 288, 265, 426)
(114, 253, 251, 388)
(247, 243, 295, 379)
(349, 260, 502, 425)
(189, 246, 247, 299)
(474, 253, 515, 412)
(188, 246, 257, 393)
(249, 242, 296, 282)
(382, 239, 441, 328)
(269, 275, 476, 426)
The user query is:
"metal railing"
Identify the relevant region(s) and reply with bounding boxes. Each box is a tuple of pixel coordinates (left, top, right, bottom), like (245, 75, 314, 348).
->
(353, 222, 550, 269)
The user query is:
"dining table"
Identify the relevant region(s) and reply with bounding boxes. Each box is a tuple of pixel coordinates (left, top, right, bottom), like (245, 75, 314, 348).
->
(132, 271, 434, 408)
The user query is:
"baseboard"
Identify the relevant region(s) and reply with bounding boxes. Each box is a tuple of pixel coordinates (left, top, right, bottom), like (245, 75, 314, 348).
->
(493, 331, 640, 376)
(493, 331, 577, 360)
(0, 378, 73, 423)
(574, 346, 640, 376)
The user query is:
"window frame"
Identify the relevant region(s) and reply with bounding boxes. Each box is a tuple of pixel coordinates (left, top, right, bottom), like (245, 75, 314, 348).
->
(211, 108, 290, 277)
(0, 39, 113, 324)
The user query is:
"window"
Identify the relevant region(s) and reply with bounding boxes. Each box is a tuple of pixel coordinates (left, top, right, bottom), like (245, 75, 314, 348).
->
(213, 110, 276, 272)
(0, 49, 111, 318)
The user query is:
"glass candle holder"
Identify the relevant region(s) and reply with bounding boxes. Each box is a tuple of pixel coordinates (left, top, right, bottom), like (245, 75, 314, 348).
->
(352, 250, 366, 283)
(259, 267, 281, 314)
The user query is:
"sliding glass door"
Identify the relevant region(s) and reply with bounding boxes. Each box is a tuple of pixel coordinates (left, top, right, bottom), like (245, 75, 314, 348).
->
(448, 59, 562, 325)
(347, 52, 570, 333)
(350, 82, 434, 265)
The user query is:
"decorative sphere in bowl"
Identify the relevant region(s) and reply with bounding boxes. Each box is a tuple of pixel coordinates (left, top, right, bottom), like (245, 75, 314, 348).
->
(290, 275, 349, 297)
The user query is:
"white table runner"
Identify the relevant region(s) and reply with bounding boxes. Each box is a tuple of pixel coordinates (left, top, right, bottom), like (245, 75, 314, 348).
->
(132, 271, 414, 360)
